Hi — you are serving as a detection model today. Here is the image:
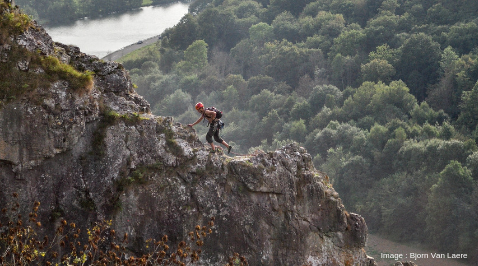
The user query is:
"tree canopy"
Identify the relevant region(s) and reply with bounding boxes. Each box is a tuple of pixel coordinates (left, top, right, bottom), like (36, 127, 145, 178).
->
(116, 0, 478, 262)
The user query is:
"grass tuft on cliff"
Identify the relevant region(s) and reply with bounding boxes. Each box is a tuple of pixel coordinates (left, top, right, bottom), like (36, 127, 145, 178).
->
(41, 56, 94, 91)
(0, 1, 31, 39)
(0, 0, 93, 106)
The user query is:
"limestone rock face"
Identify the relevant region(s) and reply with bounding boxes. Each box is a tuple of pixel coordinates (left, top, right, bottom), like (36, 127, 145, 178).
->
(0, 8, 376, 266)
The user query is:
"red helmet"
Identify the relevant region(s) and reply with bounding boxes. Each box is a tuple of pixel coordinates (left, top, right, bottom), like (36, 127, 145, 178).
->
(195, 102, 204, 110)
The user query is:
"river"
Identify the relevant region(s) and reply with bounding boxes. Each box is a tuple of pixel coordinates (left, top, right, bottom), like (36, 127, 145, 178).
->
(43, 2, 190, 59)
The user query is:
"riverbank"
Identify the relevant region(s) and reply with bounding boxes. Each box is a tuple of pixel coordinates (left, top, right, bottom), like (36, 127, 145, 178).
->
(366, 234, 471, 266)
(102, 34, 160, 62)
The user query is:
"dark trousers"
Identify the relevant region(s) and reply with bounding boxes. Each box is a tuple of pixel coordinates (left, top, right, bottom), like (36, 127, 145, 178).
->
(206, 123, 223, 144)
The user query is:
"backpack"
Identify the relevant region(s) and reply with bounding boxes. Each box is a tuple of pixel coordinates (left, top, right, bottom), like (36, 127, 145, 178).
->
(205, 106, 222, 119)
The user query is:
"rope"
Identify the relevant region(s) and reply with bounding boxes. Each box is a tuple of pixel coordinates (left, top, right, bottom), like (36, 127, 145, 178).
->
(210, 148, 251, 157)
(223, 150, 258, 157)
(228, 151, 249, 157)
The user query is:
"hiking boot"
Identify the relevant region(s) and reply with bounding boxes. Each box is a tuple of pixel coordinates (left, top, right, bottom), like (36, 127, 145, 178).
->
(228, 145, 232, 154)
(210, 149, 216, 153)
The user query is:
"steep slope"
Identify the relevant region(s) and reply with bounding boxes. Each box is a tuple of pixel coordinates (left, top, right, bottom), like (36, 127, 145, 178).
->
(0, 2, 376, 265)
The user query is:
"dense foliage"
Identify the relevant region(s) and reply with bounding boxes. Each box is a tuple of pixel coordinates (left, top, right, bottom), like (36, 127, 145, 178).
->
(14, 0, 189, 25)
(120, 0, 478, 262)
(0, 193, 227, 265)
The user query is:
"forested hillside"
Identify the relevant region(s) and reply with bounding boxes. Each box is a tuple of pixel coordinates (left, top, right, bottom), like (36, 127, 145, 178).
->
(124, 0, 478, 263)
(15, 0, 186, 24)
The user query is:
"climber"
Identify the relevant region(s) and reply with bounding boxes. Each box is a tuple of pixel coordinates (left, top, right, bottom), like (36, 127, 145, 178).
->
(188, 102, 232, 154)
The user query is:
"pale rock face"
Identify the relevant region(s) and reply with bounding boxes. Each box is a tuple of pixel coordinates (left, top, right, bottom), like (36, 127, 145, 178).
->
(0, 15, 376, 266)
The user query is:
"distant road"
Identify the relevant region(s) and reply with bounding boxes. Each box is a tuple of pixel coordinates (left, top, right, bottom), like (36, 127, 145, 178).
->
(102, 34, 160, 62)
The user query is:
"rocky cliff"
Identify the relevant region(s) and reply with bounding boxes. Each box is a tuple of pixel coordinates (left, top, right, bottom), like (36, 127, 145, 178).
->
(0, 3, 376, 265)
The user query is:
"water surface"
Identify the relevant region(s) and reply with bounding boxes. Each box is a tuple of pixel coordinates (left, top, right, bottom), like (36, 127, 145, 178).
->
(44, 3, 189, 58)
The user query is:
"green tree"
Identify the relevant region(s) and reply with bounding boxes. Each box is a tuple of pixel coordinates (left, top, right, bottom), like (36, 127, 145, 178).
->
(369, 123, 389, 151)
(369, 81, 417, 122)
(46, 0, 77, 24)
(302, 1, 323, 17)
(324, 153, 371, 207)
(427, 47, 466, 118)
(439, 46, 459, 75)
(247, 75, 275, 96)
(300, 12, 345, 54)
(268, 0, 312, 17)
(341, 81, 376, 121)
(410, 101, 447, 126)
(249, 22, 274, 45)
(366, 171, 430, 241)
(158, 47, 182, 74)
(446, 22, 478, 55)
(368, 44, 400, 65)
(426, 3, 452, 25)
(305, 126, 335, 156)
(271, 11, 300, 42)
(439, 122, 455, 140)
(270, 93, 296, 120)
(145, 74, 180, 105)
(179, 74, 202, 98)
(341, 81, 417, 124)
(396, 33, 441, 101)
(222, 85, 240, 110)
(329, 0, 356, 22)
(230, 39, 259, 79)
(281, 119, 307, 143)
(330, 28, 366, 57)
(257, 109, 283, 143)
(457, 82, 478, 131)
(290, 101, 312, 123)
(140, 61, 159, 75)
(233, 0, 262, 19)
(330, 53, 361, 89)
(298, 15, 316, 39)
(224, 109, 261, 147)
(154, 89, 192, 116)
(426, 161, 474, 252)
(188, 0, 214, 14)
(466, 151, 478, 180)
(308, 84, 342, 115)
(224, 74, 248, 108)
(165, 13, 199, 51)
(364, 13, 400, 52)
(316, 12, 346, 39)
(378, 0, 399, 14)
(176, 40, 208, 73)
(197, 75, 226, 97)
(197, 8, 242, 51)
(263, 40, 317, 88)
(308, 107, 336, 131)
(247, 89, 274, 119)
(396, 140, 427, 172)
(361, 59, 396, 83)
